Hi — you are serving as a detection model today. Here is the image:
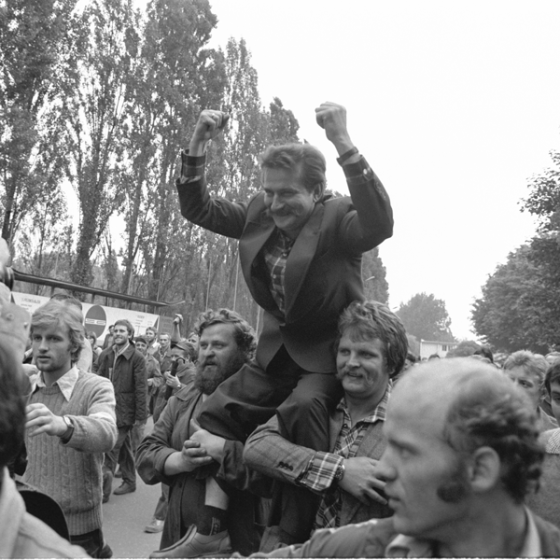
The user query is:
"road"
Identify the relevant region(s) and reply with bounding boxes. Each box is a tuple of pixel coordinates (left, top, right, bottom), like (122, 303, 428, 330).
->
(102, 419, 165, 559)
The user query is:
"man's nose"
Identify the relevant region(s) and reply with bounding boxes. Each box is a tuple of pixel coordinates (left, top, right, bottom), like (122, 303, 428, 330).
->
(270, 195, 283, 212)
(375, 450, 395, 482)
(346, 351, 360, 368)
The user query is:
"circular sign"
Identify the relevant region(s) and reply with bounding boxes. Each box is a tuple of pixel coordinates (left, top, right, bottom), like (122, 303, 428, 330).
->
(85, 305, 107, 338)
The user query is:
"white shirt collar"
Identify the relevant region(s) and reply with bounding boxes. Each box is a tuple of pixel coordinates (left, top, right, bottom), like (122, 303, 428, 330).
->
(385, 508, 541, 558)
(34, 365, 80, 402)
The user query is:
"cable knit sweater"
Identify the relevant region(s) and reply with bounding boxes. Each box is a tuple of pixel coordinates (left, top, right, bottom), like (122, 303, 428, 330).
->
(24, 368, 117, 536)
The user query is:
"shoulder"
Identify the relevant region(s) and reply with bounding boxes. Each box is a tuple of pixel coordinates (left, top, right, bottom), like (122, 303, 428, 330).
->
(533, 511, 560, 556)
(15, 511, 86, 558)
(540, 429, 560, 454)
(76, 369, 112, 389)
(99, 347, 112, 360)
(301, 517, 397, 557)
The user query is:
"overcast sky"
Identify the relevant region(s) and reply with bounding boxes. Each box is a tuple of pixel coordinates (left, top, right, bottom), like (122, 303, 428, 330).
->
(203, 0, 560, 340)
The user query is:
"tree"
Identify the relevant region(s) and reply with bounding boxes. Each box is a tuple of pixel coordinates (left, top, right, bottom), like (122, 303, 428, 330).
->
(0, 0, 78, 248)
(446, 340, 480, 358)
(362, 247, 389, 304)
(55, 0, 136, 289)
(396, 292, 454, 342)
(471, 245, 558, 353)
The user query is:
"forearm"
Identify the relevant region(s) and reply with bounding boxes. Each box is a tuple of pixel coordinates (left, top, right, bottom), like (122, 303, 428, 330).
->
(244, 420, 319, 488)
(65, 414, 117, 453)
(64, 381, 118, 453)
(163, 451, 190, 476)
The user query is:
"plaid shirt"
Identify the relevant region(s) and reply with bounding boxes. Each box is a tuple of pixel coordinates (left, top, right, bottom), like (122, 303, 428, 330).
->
(181, 150, 294, 315)
(262, 229, 294, 315)
(301, 384, 391, 530)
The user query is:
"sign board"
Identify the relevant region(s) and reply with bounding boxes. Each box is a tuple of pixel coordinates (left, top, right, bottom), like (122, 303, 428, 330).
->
(11, 291, 162, 343)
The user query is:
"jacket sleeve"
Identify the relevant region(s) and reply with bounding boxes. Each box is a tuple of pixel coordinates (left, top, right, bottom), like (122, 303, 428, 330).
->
(243, 415, 319, 488)
(336, 155, 394, 254)
(136, 396, 181, 486)
(63, 376, 118, 453)
(133, 353, 148, 423)
(216, 439, 274, 498)
(97, 350, 109, 379)
(241, 520, 389, 558)
(176, 152, 249, 239)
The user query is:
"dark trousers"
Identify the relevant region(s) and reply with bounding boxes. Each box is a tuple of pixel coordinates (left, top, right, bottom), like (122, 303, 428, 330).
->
(153, 483, 169, 521)
(197, 345, 342, 541)
(105, 426, 136, 487)
(70, 528, 112, 558)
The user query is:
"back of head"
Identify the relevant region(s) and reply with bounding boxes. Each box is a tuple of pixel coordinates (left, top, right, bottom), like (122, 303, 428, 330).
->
(195, 308, 256, 363)
(50, 292, 83, 312)
(0, 340, 26, 469)
(172, 338, 197, 361)
(336, 300, 408, 377)
(31, 300, 85, 363)
(399, 357, 543, 503)
(260, 143, 326, 194)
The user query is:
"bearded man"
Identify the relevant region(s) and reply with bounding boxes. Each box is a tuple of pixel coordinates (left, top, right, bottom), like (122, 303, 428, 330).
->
(136, 308, 264, 557)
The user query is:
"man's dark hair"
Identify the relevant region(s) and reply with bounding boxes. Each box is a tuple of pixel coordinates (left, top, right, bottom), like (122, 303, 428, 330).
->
(260, 143, 326, 194)
(335, 300, 408, 377)
(194, 308, 256, 363)
(0, 342, 26, 470)
(545, 361, 560, 395)
(114, 319, 135, 338)
(443, 367, 543, 503)
(473, 346, 494, 363)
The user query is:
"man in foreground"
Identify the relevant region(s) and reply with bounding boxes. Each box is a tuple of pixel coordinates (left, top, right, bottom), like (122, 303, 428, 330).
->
(244, 300, 407, 548)
(25, 300, 117, 557)
(253, 358, 560, 557)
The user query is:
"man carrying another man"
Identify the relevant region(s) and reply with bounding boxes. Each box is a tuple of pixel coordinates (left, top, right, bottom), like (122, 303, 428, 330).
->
(244, 300, 407, 548)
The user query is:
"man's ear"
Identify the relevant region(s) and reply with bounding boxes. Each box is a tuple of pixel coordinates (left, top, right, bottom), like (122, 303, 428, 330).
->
(313, 182, 325, 201)
(467, 446, 501, 494)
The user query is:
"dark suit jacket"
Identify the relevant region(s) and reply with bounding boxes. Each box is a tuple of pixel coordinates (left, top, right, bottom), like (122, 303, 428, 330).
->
(177, 155, 393, 372)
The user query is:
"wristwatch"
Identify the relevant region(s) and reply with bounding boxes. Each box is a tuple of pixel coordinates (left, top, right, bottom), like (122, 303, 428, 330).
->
(60, 415, 75, 442)
(333, 460, 346, 484)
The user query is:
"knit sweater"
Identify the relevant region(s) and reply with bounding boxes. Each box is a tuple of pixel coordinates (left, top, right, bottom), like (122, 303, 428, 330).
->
(24, 368, 117, 536)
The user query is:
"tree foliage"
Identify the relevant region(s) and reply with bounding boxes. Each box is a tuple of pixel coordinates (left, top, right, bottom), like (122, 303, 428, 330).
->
(362, 247, 389, 304)
(396, 292, 454, 342)
(472, 146, 560, 354)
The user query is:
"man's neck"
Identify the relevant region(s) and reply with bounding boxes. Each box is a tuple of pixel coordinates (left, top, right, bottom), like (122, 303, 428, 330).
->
(437, 499, 527, 558)
(344, 383, 387, 426)
(114, 341, 129, 353)
(42, 366, 72, 387)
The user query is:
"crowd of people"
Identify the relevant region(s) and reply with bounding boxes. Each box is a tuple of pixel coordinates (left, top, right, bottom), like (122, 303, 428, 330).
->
(2, 103, 560, 558)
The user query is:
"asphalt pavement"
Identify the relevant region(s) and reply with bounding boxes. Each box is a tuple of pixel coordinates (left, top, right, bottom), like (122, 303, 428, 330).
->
(102, 419, 165, 559)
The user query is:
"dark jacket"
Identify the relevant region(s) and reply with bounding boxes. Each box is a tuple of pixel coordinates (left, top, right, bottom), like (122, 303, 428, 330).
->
(249, 513, 560, 558)
(136, 385, 266, 555)
(177, 155, 393, 373)
(98, 344, 147, 427)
